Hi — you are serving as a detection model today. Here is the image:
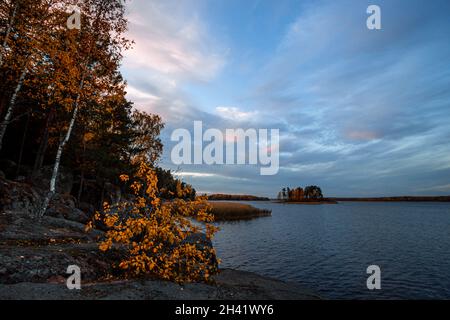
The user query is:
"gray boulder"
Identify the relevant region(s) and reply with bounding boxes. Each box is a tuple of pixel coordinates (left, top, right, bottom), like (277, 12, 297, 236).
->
(0, 176, 41, 215)
(47, 194, 89, 224)
(33, 166, 74, 195)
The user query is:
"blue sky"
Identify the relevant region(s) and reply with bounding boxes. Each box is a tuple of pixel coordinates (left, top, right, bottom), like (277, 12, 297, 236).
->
(121, 0, 450, 197)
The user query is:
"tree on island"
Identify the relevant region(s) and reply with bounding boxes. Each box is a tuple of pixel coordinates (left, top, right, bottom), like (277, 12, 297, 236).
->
(304, 185, 323, 200)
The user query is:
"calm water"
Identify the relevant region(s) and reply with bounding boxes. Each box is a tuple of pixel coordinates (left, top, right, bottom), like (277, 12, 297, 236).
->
(212, 201, 450, 299)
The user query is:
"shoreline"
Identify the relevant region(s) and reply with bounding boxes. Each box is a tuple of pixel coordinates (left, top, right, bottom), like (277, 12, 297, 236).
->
(0, 268, 320, 300)
(0, 208, 317, 300)
(204, 193, 450, 203)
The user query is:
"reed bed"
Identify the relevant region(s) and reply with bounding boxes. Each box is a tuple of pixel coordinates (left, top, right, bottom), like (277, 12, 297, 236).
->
(209, 202, 272, 221)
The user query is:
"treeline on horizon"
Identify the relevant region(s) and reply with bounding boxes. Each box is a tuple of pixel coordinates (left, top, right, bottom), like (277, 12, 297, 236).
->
(207, 194, 270, 201)
(0, 0, 195, 216)
(332, 196, 450, 202)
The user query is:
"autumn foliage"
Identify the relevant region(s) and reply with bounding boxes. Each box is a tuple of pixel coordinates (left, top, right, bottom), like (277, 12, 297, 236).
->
(86, 162, 219, 283)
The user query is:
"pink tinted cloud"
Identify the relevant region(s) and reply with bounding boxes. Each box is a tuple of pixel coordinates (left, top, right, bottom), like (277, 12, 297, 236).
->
(123, 1, 226, 82)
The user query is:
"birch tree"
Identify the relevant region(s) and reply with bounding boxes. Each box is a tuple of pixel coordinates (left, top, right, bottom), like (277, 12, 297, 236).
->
(0, 66, 27, 150)
(36, 0, 130, 218)
(0, 0, 62, 152)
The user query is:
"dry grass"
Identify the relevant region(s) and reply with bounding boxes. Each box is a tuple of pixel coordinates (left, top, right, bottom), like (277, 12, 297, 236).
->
(209, 202, 272, 221)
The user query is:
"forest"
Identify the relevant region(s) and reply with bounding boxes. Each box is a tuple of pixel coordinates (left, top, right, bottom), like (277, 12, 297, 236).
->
(0, 0, 196, 212)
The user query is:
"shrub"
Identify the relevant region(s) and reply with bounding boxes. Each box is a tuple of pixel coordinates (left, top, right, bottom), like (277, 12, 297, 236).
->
(86, 162, 219, 283)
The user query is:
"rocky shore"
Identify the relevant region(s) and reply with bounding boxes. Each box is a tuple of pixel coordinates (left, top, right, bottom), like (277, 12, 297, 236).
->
(0, 268, 319, 300)
(0, 211, 318, 300)
(0, 176, 318, 300)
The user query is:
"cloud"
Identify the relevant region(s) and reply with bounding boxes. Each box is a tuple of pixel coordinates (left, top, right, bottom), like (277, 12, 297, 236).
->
(344, 130, 381, 141)
(121, 0, 450, 197)
(215, 106, 258, 122)
(176, 171, 251, 182)
(124, 0, 226, 82)
(175, 172, 216, 178)
(237, 0, 450, 196)
(121, 0, 229, 126)
(417, 184, 450, 193)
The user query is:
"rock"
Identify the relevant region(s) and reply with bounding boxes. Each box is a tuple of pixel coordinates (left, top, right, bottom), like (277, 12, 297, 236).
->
(33, 166, 74, 195)
(0, 159, 17, 179)
(47, 194, 89, 224)
(0, 174, 90, 223)
(0, 176, 42, 216)
(65, 208, 89, 224)
(0, 242, 118, 285)
(77, 202, 95, 216)
(183, 232, 218, 270)
(0, 211, 103, 243)
(184, 232, 213, 248)
(0, 211, 107, 285)
(0, 269, 320, 300)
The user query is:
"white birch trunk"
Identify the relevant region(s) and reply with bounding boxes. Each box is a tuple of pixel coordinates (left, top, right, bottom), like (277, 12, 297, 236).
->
(0, 2, 18, 67)
(0, 66, 27, 151)
(36, 77, 85, 218)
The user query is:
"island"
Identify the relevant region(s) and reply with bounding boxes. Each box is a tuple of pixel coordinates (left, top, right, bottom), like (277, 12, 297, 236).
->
(276, 186, 338, 204)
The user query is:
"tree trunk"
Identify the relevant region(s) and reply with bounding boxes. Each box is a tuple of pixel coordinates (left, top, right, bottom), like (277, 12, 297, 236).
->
(0, 67, 27, 152)
(0, 2, 18, 67)
(36, 77, 85, 218)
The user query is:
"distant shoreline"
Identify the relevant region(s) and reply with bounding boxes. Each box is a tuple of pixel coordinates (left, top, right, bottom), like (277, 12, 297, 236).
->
(208, 194, 450, 203)
(330, 196, 450, 202)
(207, 194, 270, 201)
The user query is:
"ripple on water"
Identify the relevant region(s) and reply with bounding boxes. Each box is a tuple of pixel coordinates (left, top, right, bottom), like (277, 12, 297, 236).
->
(213, 201, 450, 299)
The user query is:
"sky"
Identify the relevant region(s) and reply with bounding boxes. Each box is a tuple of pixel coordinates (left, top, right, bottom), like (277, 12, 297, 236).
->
(120, 0, 450, 197)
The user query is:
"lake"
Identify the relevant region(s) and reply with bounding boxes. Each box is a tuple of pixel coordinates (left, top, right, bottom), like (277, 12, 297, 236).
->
(212, 201, 450, 299)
